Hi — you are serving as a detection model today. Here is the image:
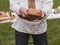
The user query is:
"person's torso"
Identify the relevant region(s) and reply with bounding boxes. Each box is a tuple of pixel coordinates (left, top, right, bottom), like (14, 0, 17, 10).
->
(11, 0, 47, 34)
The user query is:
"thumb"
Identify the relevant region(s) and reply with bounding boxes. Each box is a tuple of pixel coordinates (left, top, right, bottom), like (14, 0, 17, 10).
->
(41, 12, 45, 17)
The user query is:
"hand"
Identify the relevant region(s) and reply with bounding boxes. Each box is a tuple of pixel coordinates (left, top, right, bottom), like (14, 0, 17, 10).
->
(19, 7, 28, 17)
(40, 10, 45, 18)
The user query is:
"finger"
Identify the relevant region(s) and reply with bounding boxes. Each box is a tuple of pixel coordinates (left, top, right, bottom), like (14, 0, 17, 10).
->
(22, 14, 27, 17)
(23, 11, 28, 16)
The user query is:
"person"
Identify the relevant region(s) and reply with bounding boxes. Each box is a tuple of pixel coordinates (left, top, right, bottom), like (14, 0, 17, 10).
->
(9, 0, 53, 45)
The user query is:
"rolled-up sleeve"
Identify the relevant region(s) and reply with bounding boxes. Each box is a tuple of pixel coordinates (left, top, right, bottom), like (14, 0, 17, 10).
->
(9, 0, 21, 15)
(42, 0, 53, 16)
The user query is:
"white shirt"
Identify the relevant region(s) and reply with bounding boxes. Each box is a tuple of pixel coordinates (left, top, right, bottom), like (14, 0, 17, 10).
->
(9, 0, 53, 34)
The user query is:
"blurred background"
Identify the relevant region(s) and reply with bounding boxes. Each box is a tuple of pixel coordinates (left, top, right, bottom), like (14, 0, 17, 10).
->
(0, 0, 60, 45)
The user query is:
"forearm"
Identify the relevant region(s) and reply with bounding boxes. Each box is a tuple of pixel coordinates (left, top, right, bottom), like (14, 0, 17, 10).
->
(41, 0, 53, 21)
(9, 0, 20, 15)
(42, 0, 53, 16)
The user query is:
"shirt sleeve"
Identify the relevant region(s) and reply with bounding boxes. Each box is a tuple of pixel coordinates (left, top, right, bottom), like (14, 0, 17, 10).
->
(42, 0, 53, 19)
(9, 0, 21, 15)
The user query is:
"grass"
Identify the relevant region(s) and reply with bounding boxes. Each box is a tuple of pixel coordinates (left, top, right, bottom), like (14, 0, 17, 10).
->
(0, 0, 9, 11)
(0, 23, 15, 45)
(53, 0, 60, 8)
(0, 0, 60, 45)
(47, 19, 60, 45)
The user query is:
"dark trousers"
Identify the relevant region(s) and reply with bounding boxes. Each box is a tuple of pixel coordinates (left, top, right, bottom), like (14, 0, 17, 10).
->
(15, 30, 48, 45)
